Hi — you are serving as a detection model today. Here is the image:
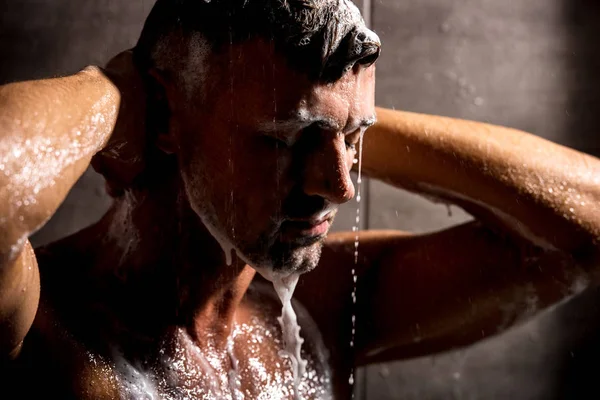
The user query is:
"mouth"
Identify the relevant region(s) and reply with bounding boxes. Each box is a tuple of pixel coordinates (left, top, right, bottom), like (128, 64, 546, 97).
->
(279, 212, 335, 243)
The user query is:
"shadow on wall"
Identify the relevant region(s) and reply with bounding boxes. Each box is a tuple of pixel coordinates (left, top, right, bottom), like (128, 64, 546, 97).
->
(552, 286, 600, 399)
(563, 0, 600, 157)
(0, 0, 155, 83)
(0, 0, 70, 82)
(552, 0, 600, 396)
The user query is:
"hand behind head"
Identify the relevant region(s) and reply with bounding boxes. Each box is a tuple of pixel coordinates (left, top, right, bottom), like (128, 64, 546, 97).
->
(92, 50, 150, 197)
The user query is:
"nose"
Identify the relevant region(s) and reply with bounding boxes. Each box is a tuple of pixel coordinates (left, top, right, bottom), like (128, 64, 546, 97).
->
(302, 139, 355, 205)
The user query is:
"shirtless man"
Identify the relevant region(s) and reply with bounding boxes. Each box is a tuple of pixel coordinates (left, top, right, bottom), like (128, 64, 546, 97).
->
(1, 0, 600, 398)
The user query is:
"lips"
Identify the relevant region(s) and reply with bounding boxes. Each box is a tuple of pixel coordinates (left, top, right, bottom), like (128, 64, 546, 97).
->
(279, 213, 334, 242)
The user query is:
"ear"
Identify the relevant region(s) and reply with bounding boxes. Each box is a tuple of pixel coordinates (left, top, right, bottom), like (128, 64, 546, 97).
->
(148, 68, 178, 155)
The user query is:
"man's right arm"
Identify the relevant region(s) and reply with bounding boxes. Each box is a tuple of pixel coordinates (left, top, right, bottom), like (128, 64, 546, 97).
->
(0, 67, 120, 357)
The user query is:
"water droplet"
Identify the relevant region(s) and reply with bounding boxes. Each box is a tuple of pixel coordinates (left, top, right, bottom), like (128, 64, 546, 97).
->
(348, 133, 365, 391)
(298, 37, 310, 46)
(474, 97, 484, 106)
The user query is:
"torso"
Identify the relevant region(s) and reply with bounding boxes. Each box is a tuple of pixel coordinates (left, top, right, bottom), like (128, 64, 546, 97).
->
(10, 248, 333, 400)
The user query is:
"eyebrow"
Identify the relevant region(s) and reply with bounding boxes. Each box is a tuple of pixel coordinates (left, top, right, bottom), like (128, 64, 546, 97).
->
(258, 114, 376, 134)
(348, 116, 377, 132)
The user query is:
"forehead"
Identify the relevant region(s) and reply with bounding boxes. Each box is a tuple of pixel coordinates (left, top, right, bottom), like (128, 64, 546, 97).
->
(207, 39, 376, 130)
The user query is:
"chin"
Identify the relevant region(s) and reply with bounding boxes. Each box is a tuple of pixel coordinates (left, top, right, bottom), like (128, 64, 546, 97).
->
(241, 239, 324, 276)
(277, 241, 323, 275)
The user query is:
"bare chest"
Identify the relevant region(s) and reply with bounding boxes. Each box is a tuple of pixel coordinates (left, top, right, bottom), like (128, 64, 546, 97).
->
(95, 318, 331, 400)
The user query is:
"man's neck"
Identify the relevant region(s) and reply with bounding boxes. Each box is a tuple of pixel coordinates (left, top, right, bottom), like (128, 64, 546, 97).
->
(96, 182, 256, 349)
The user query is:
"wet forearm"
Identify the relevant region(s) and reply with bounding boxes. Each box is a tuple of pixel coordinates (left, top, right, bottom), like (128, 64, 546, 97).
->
(364, 107, 600, 255)
(0, 67, 120, 263)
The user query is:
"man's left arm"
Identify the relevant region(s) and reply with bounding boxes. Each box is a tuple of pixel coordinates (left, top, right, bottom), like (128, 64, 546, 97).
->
(363, 107, 600, 256)
(295, 107, 600, 366)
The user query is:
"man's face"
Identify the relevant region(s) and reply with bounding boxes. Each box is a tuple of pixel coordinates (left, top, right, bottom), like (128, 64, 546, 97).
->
(170, 39, 376, 274)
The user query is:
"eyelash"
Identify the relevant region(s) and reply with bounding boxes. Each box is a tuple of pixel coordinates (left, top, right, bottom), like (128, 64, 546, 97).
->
(345, 130, 361, 151)
(264, 130, 360, 151)
(264, 135, 289, 149)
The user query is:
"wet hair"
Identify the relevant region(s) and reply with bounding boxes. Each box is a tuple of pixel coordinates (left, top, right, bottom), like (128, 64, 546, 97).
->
(96, 0, 380, 197)
(134, 0, 381, 83)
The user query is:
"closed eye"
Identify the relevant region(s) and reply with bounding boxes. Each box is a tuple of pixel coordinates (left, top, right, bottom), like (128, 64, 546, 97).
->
(345, 130, 362, 151)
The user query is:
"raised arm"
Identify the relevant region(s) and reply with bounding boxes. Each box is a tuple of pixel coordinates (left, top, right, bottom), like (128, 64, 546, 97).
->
(353, 107, 600, 363)
(364, 107, 600, 256)
(0, 66, 120, 357)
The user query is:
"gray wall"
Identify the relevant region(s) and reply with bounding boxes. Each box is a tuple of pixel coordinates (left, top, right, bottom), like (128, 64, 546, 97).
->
(2, 0, 600, 399)
(365, 0, 600, 399)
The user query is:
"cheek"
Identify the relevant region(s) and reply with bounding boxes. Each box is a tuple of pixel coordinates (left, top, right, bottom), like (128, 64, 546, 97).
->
(229, 141, 294, 213)
(188, 136, 294, 224)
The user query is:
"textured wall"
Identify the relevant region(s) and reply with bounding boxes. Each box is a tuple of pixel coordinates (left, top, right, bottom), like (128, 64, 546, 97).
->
(366, 0, 600, 399)
(2, 1, 600, 399)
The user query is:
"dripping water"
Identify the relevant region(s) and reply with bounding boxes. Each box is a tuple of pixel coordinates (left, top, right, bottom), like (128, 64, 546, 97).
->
(228, 19, 237, 254)
(272, 37, 280, 230)
(256, 269, 307, 400)
(226, 20, 240, 397)
(349, 132, 365, 393)
(226, 333, 241, 400)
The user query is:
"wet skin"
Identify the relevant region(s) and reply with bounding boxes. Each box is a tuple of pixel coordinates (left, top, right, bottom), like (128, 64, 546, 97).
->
(2, 39, 600, 399)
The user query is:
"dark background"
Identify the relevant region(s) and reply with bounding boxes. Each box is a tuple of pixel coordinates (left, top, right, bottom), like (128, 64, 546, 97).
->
(2, 0, 600, 398)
